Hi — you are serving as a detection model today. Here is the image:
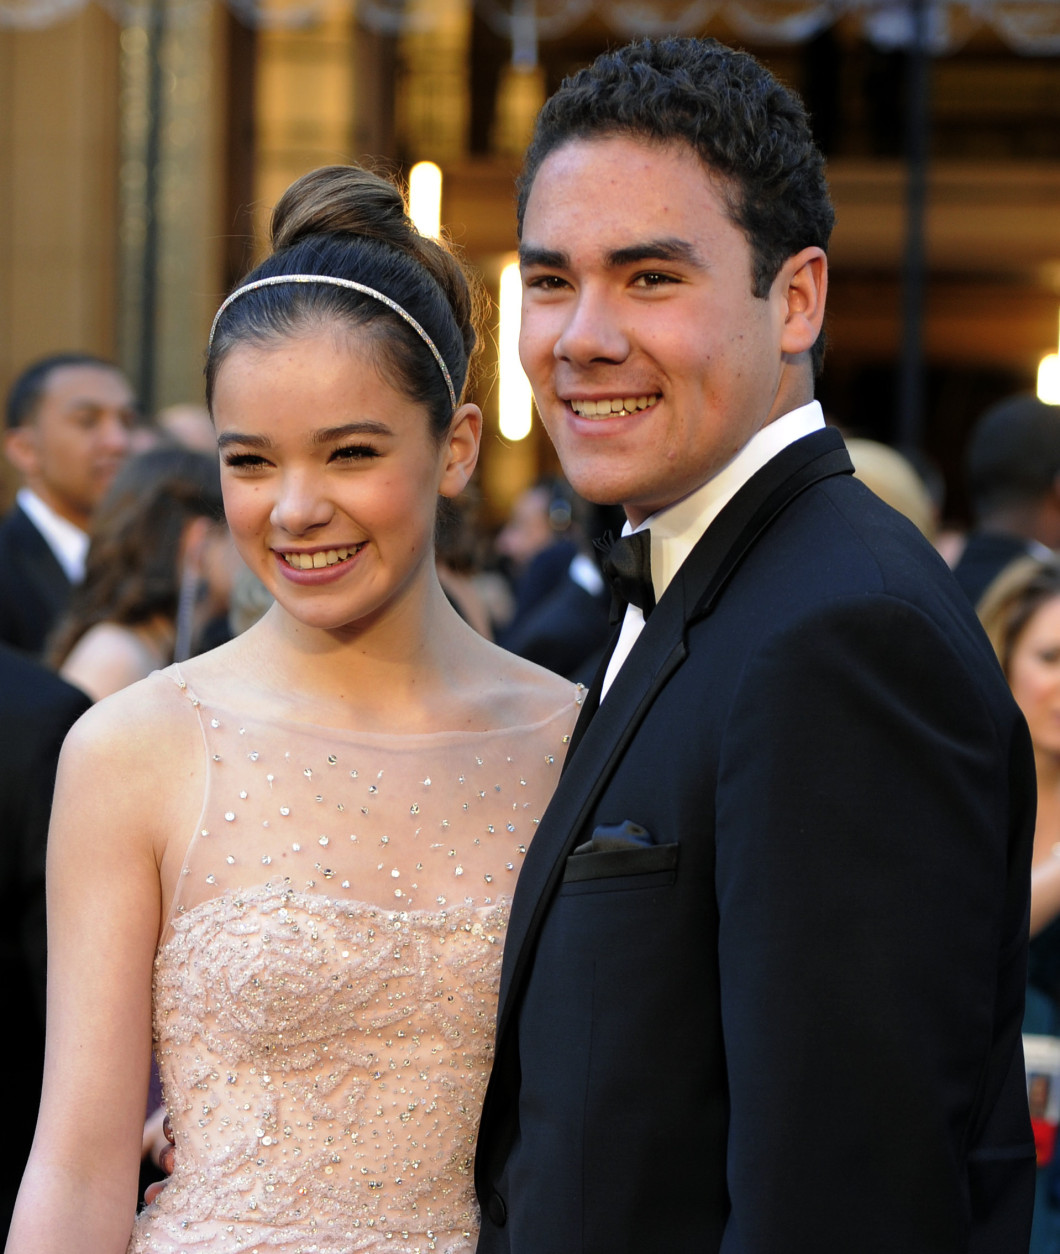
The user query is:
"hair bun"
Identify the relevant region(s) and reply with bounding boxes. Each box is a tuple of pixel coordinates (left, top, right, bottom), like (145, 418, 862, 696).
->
(271, 165, 412, 253)
(269, 164, 479, 366)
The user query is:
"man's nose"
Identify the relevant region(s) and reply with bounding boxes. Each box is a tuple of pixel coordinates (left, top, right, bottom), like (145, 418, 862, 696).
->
(553, 287, 630, 366)
(100, 411, 134, 453)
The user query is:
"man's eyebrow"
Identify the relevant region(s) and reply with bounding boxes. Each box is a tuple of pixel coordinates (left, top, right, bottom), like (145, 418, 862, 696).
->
(518, 239, 704, 271)
(519, 245, 569, 270)
(606, 238, 704, 269)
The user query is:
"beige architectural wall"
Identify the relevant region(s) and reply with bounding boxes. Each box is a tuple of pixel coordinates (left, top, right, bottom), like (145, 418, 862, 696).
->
(118, 0, 232, 412)
(252, 5, 360, 252)
(0, 6, 122, 507)
(0, 7, 121, 402)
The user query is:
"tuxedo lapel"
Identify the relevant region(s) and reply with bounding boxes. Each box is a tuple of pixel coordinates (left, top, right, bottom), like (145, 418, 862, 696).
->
(10, 507, 72, 606)
(496, 428, 854, 1036)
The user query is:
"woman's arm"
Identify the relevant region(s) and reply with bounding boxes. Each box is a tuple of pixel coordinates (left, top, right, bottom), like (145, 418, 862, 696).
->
(5, 685, 178, 1254)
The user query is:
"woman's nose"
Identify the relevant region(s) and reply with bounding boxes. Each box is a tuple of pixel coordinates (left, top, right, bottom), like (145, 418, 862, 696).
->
(269, 471, 333, 535)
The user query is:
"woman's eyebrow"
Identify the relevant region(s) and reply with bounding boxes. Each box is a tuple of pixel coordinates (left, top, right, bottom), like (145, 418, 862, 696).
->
(311, 422, 393, 445)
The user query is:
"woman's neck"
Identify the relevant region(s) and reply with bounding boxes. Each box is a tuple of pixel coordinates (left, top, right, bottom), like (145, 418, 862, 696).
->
(237, 579, 489, 733)
(1034, 748, 1060, 863)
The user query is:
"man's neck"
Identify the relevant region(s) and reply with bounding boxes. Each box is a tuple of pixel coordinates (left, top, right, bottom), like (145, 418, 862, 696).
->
(22, 482, 90, 531)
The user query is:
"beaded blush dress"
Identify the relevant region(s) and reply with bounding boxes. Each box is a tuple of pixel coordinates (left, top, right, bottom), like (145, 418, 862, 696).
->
(128, 666, 582, 1254)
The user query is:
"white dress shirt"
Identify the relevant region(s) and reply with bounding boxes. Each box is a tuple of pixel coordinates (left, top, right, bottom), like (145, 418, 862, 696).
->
(16, 487, 90, 584)
(601, 402, 826, 698)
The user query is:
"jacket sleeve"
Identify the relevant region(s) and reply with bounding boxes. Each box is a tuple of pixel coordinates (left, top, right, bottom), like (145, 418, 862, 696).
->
(715, 592, 1035, 1252)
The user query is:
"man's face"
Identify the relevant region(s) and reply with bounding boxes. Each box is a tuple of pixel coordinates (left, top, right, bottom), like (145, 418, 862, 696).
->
(494, 486, 555, 569)
(518, 135, 821, 525)
(6, 364, 137, 527)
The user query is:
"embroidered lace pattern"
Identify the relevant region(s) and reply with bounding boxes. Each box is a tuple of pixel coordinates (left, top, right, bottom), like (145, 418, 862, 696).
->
(128, 668, 581, 1254)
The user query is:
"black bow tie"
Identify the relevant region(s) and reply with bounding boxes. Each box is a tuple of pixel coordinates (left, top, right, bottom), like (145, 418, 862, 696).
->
(598, 529, 655, 624)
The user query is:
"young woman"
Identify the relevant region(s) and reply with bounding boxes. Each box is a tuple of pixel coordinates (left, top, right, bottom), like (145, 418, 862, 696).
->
(8, 164, 581, 1254)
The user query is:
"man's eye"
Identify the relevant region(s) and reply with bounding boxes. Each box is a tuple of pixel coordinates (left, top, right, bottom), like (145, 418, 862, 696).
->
(632, 272, 679, 288)
(525, 274, 568, 291)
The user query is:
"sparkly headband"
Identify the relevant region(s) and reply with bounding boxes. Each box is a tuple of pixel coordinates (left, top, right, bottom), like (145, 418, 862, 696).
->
(208, 274, 457, 411)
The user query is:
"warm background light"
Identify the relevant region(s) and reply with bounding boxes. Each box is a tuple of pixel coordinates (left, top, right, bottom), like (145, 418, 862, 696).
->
(408, 161, 442, 240)
(1038, 308, 1060, 405)
(1039, 355, 1060, 405)
(499, 259, 533, 441)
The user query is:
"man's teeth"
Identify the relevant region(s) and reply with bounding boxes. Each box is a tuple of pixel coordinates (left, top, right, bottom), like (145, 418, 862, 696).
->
(283, 546, 359, 570)
(570, 395, 657, 417)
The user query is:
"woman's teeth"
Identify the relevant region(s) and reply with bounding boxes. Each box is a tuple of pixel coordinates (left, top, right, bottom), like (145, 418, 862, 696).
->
(570, 395, 657, 417)
(283, 546, 359, 570)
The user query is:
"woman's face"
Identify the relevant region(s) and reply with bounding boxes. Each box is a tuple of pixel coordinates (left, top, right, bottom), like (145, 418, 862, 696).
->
(211, 325, 479, 636)
(1009, 593, 1060, 757)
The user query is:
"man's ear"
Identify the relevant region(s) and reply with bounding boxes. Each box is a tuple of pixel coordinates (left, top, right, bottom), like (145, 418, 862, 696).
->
(439, 403, 483, 499)
(778, 247, 828, 358)
(3, 424, 41, 480)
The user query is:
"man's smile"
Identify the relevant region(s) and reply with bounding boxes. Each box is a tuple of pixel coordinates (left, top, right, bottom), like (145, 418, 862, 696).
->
(568, 394, 658, 418)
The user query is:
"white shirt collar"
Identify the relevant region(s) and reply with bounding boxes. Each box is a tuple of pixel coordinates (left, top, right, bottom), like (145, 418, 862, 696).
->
(16, 487, 89, 583)
(627, 401, 826, 600)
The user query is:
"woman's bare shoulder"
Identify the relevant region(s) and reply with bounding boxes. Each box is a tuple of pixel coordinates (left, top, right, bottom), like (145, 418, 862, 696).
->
(61, 668, 199, 776)
(456, 637, 584, 730)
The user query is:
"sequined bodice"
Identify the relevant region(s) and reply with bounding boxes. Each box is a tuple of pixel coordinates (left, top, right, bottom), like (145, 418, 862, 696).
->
(129, 669, 580, 1254)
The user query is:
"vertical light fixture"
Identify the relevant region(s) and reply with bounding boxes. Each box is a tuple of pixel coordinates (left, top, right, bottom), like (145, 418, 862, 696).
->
(1038, 308, 1060, 405)
(499, 259, 533, 441)
(408, 161, 442, 240)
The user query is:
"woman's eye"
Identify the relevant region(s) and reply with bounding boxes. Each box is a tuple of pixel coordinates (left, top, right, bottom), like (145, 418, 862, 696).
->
(223, 452, 268, 469)
(331, 444, 379, 463)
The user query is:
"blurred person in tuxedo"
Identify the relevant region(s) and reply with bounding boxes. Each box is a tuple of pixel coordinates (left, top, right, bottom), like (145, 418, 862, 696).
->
(0, 643, 90, 1242)
(0, 354, 137, 657)
(952, 393, 1060, 606)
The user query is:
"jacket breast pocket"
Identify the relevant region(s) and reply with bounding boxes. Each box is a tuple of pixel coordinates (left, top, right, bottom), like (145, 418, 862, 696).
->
(560, 840, 679, 893)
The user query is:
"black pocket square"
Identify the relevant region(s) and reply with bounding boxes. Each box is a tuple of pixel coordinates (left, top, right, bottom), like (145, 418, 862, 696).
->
(563, 827, 679, 885)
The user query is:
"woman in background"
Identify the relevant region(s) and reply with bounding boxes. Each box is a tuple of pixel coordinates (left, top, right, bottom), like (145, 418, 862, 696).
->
(979, 556, 1060, 1254)
(48, 446, 234, 701)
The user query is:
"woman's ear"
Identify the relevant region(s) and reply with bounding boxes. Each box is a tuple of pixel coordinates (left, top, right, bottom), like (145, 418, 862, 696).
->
(778, 246, 828, 358)
(439, 403, 483, 499)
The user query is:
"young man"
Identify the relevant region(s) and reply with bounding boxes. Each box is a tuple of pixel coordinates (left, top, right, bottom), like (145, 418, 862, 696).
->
(473, 37, 1036, 1252)
(0, 354, 137, 655)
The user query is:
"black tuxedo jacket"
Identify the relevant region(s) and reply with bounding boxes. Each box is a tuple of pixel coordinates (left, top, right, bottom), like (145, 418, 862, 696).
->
(475, 428, 1036, 1253)
(952, 530, 1038, 609)
(0, 642, 90, 1238)
(0, 503, 74, 658)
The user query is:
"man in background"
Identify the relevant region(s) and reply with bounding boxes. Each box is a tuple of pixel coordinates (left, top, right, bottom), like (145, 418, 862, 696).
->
(952, 392, 1060, 606)
(0, 353, 137, 656)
